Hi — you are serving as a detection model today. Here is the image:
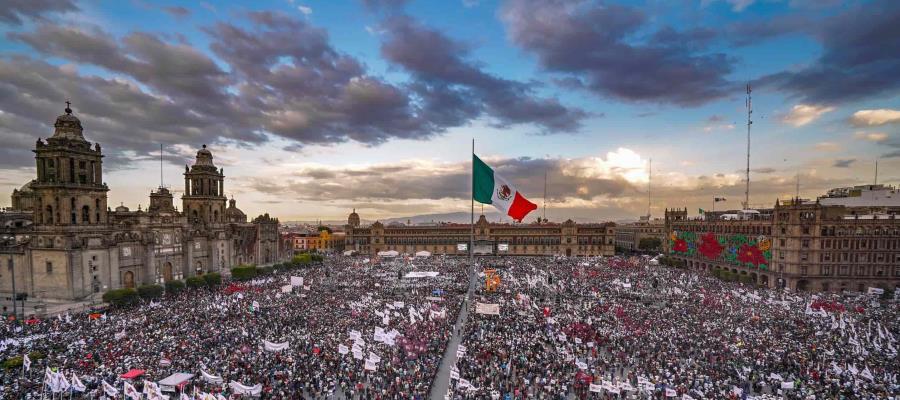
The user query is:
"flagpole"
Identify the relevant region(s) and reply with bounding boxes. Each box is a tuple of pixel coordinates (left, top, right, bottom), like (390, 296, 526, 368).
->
(470, 138, 474, 274)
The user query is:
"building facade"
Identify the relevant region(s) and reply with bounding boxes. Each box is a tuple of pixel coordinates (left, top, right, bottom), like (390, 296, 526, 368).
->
(0, 105, 287, 303)
(615, 217, 666, 253)
(345, 212, 616, 257)
(664, 186, 900, 293)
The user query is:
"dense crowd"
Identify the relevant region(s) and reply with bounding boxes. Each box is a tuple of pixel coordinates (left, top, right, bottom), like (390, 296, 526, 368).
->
(0, 256, 468, 399)
(450, 257, 899, 399)
(2, 254, 898, 399)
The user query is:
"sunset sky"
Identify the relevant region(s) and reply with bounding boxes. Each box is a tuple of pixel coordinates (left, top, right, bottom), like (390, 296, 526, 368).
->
(1, 0, 898, 222)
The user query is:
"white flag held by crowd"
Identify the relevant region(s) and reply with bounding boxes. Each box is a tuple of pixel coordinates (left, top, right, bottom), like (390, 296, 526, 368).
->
(124, 381, 141, 400)
(102, 380, 119, 396)
(71, 373, 86, 392)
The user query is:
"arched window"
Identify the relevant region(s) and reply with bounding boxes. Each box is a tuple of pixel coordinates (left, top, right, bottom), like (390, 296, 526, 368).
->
(213, 210, 219, 222)
(46, 205, 54, 224)
(82, 206, 90, 224)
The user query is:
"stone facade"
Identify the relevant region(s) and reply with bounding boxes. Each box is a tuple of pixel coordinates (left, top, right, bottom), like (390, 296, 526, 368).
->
(615, 217, 666, 252)
(345, 212, 616, 257)
(0, 105, 287, 302)
(664, 192, 900, 293)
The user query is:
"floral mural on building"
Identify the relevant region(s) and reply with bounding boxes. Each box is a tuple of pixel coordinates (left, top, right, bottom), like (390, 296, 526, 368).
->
(669, 231, 771, 269)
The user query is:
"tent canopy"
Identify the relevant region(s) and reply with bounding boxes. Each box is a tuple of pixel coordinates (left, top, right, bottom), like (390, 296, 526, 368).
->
(120, 369, 145, 379)
(343, 250, 357, 256)
(377, 250, 399, 257)
(414, 250, 431, 258)
(158, 373, 194, 392)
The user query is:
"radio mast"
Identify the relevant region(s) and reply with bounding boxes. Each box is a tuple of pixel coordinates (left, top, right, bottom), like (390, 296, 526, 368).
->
(744, 83, 752, 210)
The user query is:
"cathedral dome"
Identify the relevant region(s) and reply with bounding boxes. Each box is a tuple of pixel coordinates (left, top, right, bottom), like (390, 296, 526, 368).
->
(194, 144, 215, 167)
(52, 102, 85, 141)
(226, 198, 247, 222)
(348, 208, 360, 227)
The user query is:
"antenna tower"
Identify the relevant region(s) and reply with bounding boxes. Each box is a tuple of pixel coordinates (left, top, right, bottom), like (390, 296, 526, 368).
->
(744, 83, 752, 209)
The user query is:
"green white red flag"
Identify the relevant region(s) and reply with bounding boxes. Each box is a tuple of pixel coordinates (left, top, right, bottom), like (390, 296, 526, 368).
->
(473, 154, 537, 222)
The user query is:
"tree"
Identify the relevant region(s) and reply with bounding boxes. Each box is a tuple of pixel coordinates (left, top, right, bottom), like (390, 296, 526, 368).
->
(317, 226, 333, 234)
(137, 284, 164, 300)
(230, 265, 258, 281)
(102, 288, 139, 307)
(186, 276, 207, 288)
(203, 273, 222, 286)
(638, 237, 662, 251)
(165, 280, 186, 294)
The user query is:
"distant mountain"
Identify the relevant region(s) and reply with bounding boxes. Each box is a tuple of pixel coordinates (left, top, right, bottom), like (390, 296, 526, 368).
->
(382, 211, 506, 225)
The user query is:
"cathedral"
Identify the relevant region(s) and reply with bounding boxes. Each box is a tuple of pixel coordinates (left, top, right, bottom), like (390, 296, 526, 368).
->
(0, 103, 285, 301)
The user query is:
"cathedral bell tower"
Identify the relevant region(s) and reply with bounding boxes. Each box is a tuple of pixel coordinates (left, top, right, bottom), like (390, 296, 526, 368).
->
(31, 102, 109, 226)
(182, 145, 226, 225)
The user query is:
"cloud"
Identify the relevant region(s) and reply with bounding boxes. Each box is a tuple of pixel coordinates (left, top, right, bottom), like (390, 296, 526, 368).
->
(297, 5, 312, 15)
(8, 11, 588, 170)
(780, 104, 835, 127)
(853, 131, 889, 142)
(814, 142, 840, 152)
(162, 6, 191, 18)
(361, 0, 409, 11)
(500, 0, 735, 106)
(850, 109, 900, 127)
(758, 1, 900, 104)
(832, 159, 856, 168)
(0, 0, 77, 25)
(380, 15, 588, 133)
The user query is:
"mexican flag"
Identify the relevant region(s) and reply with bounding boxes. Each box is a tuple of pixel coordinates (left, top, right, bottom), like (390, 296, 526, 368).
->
(473, 154, 537, 221)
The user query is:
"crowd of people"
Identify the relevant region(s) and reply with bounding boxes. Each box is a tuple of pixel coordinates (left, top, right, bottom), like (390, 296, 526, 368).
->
(0, 256, 468, 399)
(1, 254, 898, 399)
(450, 257, 899, 399)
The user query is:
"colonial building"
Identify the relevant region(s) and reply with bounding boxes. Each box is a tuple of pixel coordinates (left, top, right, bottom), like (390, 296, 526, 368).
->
(615, 216, 666, 253)
(345, 212, 616, 257)
(0, 104, 287, 302)
(664, 185, 900, 293)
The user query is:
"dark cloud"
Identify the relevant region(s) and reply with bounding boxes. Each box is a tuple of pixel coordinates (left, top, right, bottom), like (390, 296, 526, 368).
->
(832, 159, 856, 168)
(500, 0, 734, 106)
(0, 0, 77, 25)
(361, 0, 409, 11)
(162, 6, 191, 18)
(757, 1, 900, 104)
(752, 167, 776, 174)
(381, 15, 587, 133)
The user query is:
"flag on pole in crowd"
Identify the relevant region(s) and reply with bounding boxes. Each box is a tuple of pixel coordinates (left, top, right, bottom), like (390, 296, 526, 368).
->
(102, 380, 119, 396)
(124, 381, 141, 399)
(71, 373, 86, 392)
(473, 154, 537, 222)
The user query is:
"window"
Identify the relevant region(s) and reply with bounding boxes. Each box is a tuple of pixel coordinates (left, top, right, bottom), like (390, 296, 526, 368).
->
(801, 239, 809, 248)
(802, 227, 810, 235)
(46, 261, 53, 274)
(779, 239, 785, 246)
(79, 161, 86, 169)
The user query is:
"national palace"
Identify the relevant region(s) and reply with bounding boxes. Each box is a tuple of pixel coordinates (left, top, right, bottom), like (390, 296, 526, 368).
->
(0, 104, 287, 301)
(665, 185, 900, 293)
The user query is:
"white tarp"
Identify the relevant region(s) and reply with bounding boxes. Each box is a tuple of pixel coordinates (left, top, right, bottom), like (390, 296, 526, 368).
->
(229, 382, 262, 396)
(342, 250, 357, 256)
(377, 250, 399, 257)
(280, 284, 292, 293)
(867, 287, 884, 295)
(290, 276, 304, 287)
(475, 302, 500, 315)
(403, 271, 439, 278)
(263, 340, 289, 352)
(414, 250, 431, 258)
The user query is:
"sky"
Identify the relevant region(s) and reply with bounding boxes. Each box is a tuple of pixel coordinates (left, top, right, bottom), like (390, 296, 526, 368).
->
(0, 0, 898, 223)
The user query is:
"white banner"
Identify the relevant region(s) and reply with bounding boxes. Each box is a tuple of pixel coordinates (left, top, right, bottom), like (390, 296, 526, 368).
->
(280, 284, 292, 294)
(781, 381, 794, 389)
(475, 302, 500, 315)
(364, 359, 377, 371)
(338, 344, 349, 355)
(102, 380, 119, 396)
(229, 381, 262, 396)
(263, 340, 290, 352)
(291, 276, 304, 287)
(200, 370, 223, 384)
(589, 383, 602, 393)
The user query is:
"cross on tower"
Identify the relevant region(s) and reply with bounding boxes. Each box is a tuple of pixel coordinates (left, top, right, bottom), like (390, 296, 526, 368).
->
(64, 99, 72, 114)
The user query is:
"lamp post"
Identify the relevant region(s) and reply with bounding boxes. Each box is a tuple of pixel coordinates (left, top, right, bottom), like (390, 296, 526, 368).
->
(9, 257, 16, 322)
